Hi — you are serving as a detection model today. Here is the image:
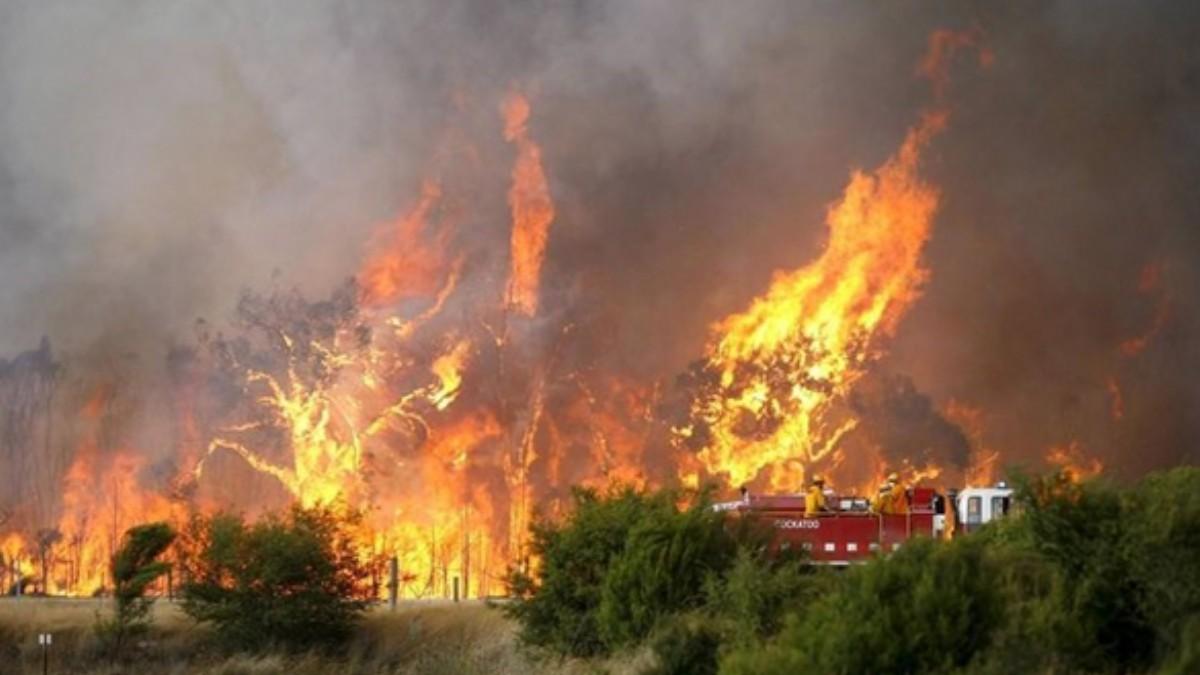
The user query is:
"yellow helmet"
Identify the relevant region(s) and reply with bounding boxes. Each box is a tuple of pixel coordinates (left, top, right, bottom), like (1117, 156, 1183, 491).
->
(886, 472, 900, 483)
(811, 475, 826, 485)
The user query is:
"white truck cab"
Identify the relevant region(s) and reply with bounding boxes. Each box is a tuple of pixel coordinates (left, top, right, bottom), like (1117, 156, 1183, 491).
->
(954, 483, 1015, 533)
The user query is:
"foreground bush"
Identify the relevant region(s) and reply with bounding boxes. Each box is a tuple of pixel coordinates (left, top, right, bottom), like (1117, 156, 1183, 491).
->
(597, 501, 738, 648)
(701, 547, 818, 649)
(721, 537, 1006, 675)
(1122, 467, 1200, 662)
(179, 505, 372, 652)
(645, 612, 722, 675)
(506, 486, 741, 657)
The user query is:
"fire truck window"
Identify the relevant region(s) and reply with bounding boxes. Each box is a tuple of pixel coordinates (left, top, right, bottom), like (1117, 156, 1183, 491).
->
(967, 496, 982, 525)
(991, 496, 1006, 519)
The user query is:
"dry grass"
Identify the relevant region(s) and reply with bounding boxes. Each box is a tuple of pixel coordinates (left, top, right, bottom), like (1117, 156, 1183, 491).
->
(0, 598, 653, 674)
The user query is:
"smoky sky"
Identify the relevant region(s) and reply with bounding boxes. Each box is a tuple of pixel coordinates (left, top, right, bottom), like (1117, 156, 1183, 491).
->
(1, 1, 1198, 477)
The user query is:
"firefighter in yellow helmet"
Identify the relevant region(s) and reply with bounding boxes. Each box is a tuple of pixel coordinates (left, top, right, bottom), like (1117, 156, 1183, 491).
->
(887, 472, 909, 515)
(805, 475, 829, 517)
(874, 477, 894, 514)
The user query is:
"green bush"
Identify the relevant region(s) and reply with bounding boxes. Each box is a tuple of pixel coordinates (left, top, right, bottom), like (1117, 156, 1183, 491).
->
(506, 486, 681, 657)
(506, 486, 742, 658)
(701, 548, 816, 649)
(646, 612, 722, 675)
(720, 537, 1007, 675)
(95, 521, 176, 660)
(1159, 615, 1200, 675)
(643, 549, 816, 675)
(1121, 467, 1200, 660)
(597, 501, 737, 648)
(1007, 472, 1156, 671)
(180, 505, 372, 652)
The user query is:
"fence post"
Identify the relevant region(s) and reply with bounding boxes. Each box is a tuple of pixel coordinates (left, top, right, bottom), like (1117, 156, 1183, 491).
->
(388, 556, 398, 611)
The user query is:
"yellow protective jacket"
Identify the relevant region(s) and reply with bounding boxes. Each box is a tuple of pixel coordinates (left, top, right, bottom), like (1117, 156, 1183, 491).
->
(874, 487, 893, 514)
(804, 486, 825, 517)
(889, 486, 909, 514)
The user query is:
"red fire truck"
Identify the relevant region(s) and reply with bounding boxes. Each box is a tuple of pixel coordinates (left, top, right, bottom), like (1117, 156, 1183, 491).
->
(714, 483, 1014, 565)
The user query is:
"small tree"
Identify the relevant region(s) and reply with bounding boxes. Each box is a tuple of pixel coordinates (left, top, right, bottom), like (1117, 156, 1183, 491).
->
(180, 505, 372, 652)
(507, 485, 754, 658)
(505, 486, 680, 657)
(96, 522, 176, 659)
(597, 501, 737, 648)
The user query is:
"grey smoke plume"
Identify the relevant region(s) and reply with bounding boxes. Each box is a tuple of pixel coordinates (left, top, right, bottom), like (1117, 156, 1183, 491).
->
(0, 0, 1197, 493)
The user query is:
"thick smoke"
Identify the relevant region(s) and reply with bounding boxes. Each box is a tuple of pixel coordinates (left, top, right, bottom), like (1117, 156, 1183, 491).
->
(0, 0, 1198, 517)
(847, 372, 972, 473)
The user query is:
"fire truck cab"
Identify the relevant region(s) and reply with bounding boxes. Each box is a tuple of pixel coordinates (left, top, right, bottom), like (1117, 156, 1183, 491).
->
(953, 484, 1014, 534)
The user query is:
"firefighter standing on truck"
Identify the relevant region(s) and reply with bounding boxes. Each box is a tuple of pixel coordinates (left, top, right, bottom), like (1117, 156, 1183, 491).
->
(886, 472, 909, 514)
(874, 477, 894, 514)
(805, 475, 829, 517)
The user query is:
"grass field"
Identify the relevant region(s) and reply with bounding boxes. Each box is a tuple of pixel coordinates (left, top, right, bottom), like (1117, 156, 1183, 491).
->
(0, 597, 650, 674)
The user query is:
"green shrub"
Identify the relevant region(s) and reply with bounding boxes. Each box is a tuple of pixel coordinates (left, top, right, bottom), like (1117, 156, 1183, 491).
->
(506, 486, 680, 657)
(644, 549, 816, 675)
(1121, 466, 1200, 660)
(596, 501, 736, 648)
(1159, 615, 1200, 675)
(95, 521, 176, 660)
(646, 612, 721, 675)
(700, 548, 815, 648)
(506, 486, 740, 658)
(720, 537, 1007, 675)
(1011, 472, 1156, 671)
(180, 505, 372, 652)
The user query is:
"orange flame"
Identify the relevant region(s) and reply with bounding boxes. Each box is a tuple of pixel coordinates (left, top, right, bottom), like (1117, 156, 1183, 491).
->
(185, 93, 563, 597)
(359, 180, 450, 307)
(1119, 262, 1169, 357)
(686, 107, 946, 490)
(678, 29, 988, 493)
(502, 90, 555, 316)
(1045, 441, 1104, 482)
